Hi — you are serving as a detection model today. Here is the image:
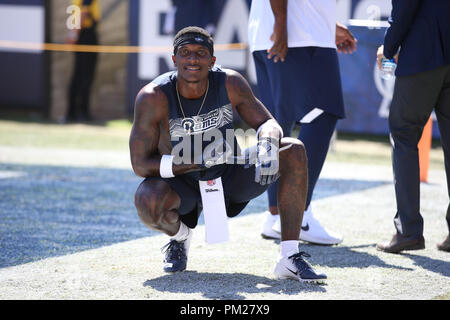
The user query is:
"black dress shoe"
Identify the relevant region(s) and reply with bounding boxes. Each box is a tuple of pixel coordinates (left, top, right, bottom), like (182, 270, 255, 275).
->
(376, 233, 425, 253)
(437, 235, 450, 252)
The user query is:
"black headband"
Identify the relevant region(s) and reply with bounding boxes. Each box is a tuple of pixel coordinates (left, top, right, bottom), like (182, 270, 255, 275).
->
(173, 33, 214, 56)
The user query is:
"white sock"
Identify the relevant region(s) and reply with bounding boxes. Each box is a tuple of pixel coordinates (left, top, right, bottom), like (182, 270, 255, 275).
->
(170, 222, 193, 255)
(171, 222, 191, 242)
(281, 240, 299, 258)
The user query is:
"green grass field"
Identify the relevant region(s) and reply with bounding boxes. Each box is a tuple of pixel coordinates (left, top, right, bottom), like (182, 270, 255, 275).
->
(0, 119, 131, 151)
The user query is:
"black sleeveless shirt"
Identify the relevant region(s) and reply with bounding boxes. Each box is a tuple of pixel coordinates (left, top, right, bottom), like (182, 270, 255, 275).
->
(152, 67, 236, 181)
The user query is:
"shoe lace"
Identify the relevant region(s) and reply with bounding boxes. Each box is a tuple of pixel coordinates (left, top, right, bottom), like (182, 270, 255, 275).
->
(161, 240, 186, 260)
(288, 251, 312, 274)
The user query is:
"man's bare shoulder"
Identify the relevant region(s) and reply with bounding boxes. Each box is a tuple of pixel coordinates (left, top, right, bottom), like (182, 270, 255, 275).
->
(222, 68, 254, 99)
(136, 82, 167, 107)
(134, 82, 168, 120)
(222, 67, 270, 128)
(223, 68, 245, 83)
(223, 68, 251, 90)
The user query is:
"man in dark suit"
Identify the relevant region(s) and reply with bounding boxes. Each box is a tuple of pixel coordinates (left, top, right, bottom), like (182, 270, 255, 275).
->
(376, 0, 450, 253)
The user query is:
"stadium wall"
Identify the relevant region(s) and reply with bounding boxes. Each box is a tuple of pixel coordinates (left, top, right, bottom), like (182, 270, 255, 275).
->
(0, 0, 441, 137)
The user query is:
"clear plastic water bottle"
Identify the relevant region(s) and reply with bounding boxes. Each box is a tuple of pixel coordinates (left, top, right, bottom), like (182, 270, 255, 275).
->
(380, 58, 397, 80)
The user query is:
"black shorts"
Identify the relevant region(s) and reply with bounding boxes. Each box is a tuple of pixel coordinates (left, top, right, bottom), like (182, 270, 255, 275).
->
(152, 164, 273, 229)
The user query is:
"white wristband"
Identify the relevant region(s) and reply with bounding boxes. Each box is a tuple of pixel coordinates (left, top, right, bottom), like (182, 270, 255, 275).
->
(257, 119, 284, 139)
(160, 155, 175, 178)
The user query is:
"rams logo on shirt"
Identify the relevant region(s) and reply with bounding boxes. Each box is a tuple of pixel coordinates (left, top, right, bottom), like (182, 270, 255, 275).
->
(181, 118, 195, 133)
(170, 104, 233, 137)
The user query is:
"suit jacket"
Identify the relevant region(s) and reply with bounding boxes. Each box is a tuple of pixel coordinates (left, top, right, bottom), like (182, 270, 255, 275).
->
(384, 0, 450, 76)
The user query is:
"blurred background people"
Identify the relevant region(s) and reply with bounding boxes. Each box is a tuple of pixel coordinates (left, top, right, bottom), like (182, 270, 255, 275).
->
(248, 0, 357, 245)
(66, 0, 101, 122)
(376, 0, 450, 253)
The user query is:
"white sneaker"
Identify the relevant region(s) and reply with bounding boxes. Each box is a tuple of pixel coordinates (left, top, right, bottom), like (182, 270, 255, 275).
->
(261, 211, 281, 240)
(274, 252, 327, 282)
(272, 206, 343, 245)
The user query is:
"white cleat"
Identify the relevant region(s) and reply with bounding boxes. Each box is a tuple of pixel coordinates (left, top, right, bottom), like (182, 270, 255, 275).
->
(272, 206, 343, 245)
(274, 252, 327, 282)
(260, 211, 281, 240)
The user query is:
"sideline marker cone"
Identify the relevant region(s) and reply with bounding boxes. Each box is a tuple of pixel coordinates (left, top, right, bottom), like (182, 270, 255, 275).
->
(418, 117, 433, 182)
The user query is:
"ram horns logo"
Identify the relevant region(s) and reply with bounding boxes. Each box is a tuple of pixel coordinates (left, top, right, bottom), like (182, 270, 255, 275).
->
(181, 118, 195, 134)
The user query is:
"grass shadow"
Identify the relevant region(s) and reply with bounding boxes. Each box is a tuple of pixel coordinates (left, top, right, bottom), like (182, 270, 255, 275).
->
(263, 240, 413, 271)
(143, 271, 326, 299)
(402, 253, 450, 278)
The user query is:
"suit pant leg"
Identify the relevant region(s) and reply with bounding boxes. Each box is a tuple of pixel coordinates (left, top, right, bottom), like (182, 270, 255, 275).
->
(434, 65, 450, 232)
(389, 66, 449, 237)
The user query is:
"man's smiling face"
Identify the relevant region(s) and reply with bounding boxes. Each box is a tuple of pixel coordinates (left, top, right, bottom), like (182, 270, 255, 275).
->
(173, 43, 216, 84)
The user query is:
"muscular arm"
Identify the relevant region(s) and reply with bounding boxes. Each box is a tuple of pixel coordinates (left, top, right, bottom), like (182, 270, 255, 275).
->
(129, 84, 165, 178)
(129, 84, 200, 178)
(225, 69, 281, 139)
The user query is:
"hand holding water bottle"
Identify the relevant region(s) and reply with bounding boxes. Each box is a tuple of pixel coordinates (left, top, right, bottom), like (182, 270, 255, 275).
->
(377, 45, 399, 80)
(381, 58, 397, 80)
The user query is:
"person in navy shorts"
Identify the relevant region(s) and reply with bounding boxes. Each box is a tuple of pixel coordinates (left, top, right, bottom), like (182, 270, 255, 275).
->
(248, 0, 357, 245)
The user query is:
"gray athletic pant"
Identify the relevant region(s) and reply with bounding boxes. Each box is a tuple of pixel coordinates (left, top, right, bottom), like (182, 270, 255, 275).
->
(389, 64, 450, 237)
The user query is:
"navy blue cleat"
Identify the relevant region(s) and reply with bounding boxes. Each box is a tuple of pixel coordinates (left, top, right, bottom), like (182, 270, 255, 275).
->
(274, 251, 327, 282)
(161, 240, 188, 273)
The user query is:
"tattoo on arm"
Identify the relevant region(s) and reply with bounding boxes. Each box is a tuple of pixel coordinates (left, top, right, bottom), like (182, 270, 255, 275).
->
(129, 85, 165, 177)
(129, 85, 205, 178)
(225, 70, 273, 130)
